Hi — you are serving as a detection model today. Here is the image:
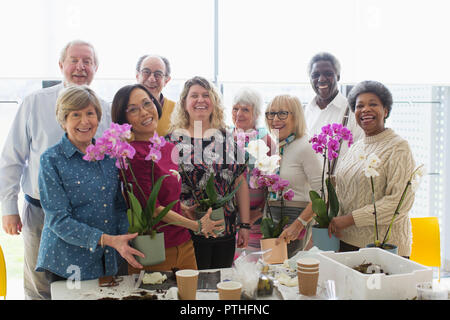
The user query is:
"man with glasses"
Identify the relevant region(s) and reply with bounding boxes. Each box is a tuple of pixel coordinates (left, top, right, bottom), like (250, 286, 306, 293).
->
(305, 52, 362, 171)
(136, 54, 175, 136)
(0, 40, 111, 300)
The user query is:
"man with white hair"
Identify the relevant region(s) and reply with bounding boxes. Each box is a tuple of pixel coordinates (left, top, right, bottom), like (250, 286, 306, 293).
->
(305, 52, 363, 172)
(0, 40, 111, 300)
(136, 54, 175, 136)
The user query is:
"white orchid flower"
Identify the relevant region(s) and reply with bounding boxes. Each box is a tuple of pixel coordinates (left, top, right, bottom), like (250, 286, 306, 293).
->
(362, 153, 381, 178)
(169, 169, 181, 182)
(246, 139, 270, 159)
(410, 164, 425, 192)
(256, 154, 280, 174)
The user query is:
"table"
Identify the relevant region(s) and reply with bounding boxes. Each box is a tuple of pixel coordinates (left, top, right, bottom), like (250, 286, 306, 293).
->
(50, 268, 287, 300)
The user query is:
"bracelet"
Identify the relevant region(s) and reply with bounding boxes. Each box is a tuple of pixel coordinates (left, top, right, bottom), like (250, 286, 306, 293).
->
(100, 234, 105, 248)
(297, 216, 308, 228)
(195, 219, 202, 235)
(238, 223, 251, 230)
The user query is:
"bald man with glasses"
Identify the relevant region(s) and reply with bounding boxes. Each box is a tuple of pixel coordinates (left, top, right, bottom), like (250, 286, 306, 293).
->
(136, 55, 175, 136)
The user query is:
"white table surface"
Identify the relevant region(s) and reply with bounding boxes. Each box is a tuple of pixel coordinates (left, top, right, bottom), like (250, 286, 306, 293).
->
(51, 268, 287, 300)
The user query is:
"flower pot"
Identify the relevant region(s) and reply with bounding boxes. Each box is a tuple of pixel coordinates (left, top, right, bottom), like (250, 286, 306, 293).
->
(260, 238, 288, 264)
(131, 232, 166, 266)
(195, 207, 225, 236)
(366, 243, 398, 255)
(311, 225, 340, 252)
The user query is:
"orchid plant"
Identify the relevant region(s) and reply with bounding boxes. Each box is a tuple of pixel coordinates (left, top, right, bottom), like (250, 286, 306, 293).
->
(309, 123, 353, 228)
(246, 138, 294, 239)
(362, 152, 425, 248)
(83, 123, 178, 238)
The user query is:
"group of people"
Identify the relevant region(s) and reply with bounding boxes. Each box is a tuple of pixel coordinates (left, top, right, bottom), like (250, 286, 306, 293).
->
(0, 40, 416, 300)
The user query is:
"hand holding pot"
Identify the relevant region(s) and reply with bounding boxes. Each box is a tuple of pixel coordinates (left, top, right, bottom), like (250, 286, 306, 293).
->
(199, 207, 225, 238)
(102, 233, 145, 269)
(328, 215, 355, 238)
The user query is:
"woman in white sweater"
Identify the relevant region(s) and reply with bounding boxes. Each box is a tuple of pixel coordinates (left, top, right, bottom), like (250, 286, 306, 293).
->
(265, 95, 322, 256)
(328, 81, 415, 257)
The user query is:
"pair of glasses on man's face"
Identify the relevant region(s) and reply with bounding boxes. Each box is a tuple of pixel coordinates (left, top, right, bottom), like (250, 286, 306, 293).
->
(139, 68, 165, 80)
(126, 100, 155, 115)
(265, 110, 291, 120)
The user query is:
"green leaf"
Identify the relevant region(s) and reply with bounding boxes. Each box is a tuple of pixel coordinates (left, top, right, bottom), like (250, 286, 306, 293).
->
(326, 177, 339, 219)
(309, 190, 322, 202)
(273, 215, 290, 238)
(260, 218, 275, 239)
(143, 174, 169, 223)
(214, 180, 243, 209)
(312, 198, 329, 228)
(127, 193, 147, 233)
(205, 174, 218, 204)
(150, 199, 179, 228)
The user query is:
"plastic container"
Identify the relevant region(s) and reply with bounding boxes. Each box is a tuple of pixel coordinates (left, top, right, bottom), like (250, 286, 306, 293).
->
(314, 248, 433, 300)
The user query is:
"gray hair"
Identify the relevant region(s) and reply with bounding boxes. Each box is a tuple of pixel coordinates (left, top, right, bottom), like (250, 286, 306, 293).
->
(307, 52, 341, 77)
(347, 80, 393, 119)
(59, 40, 98, 67)
(56, 85, 102, 130)
(232, 87, 263, 127)
(135, 54, 171, 76)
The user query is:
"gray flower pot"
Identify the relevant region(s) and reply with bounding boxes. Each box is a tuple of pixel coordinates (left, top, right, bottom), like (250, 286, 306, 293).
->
(131, 232, 165, 266)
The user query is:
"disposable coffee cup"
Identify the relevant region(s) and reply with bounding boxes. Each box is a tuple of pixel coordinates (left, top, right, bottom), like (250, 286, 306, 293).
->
(176, 269, 199, 300)
(297, 257, 320, 269)
(297, 270, 319, 296)
(297, 265, 320, 273)
(217, 281, 242, 300)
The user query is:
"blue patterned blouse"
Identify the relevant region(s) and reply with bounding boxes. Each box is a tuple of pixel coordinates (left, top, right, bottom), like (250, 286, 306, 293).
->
(36, 134, 128, 280)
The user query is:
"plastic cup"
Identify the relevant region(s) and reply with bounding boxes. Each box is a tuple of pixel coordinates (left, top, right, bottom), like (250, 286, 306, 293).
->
(217, 281, 242, 300)
(176, 269, 199, 300)
(297, 270, 319, 296)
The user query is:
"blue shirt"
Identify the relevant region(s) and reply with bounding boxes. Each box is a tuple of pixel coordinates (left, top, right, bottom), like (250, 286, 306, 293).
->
(0, 83, 111, 216)
(36, 134, 128, 280)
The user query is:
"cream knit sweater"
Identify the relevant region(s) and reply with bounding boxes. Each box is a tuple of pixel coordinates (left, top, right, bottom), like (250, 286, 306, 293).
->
(335, 128, 416, 256)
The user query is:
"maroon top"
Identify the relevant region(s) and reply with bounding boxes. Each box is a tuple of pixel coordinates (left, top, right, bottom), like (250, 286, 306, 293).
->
(125, 140, 190, 248)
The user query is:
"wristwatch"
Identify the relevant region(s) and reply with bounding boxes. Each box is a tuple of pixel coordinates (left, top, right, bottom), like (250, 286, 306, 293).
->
(297, 216, 308, 228)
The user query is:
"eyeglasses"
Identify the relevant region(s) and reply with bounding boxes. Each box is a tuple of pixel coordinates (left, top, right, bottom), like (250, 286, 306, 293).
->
(126, 100, 155, 116)
(139, 68, 165, 80)
(265, 111, 291, 120)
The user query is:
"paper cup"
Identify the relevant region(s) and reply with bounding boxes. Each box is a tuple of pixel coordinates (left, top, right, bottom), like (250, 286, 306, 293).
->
(297, 270, 319, 296)
(296, 257, 320, 269)
(297, 266, 320, 273)
(176, 269, 199, 300)
(217, 281, 242, 300)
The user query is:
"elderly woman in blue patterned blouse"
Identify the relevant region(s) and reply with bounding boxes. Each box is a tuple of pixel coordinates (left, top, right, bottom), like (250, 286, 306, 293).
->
(36, 85, 144, 284)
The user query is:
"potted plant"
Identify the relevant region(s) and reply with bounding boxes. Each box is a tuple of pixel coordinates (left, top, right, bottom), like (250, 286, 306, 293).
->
(179, 167, 244, 236)
(361, 152, 424, 254)
(309, 123, 353, 251)
(84, 123, 177, 266)
(246, 139, 294, 264)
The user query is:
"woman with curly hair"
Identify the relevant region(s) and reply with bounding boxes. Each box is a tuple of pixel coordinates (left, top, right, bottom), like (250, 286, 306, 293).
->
(168, 76, 250, 269)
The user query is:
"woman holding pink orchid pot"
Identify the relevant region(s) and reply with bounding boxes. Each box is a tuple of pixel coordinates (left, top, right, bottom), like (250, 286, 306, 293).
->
(168, 76, 250, 269)
(36, 86, 145, 285)
(111, 84, 223, 274)
(328, 80, 416, 257)
(231, 87, 276, 252)
(265, 95, 322, 257)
